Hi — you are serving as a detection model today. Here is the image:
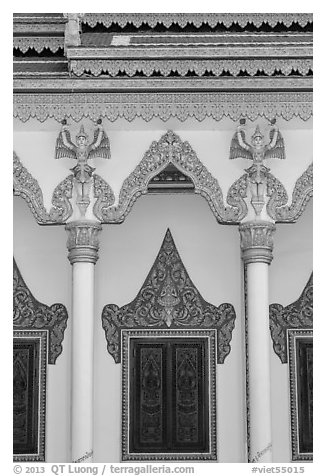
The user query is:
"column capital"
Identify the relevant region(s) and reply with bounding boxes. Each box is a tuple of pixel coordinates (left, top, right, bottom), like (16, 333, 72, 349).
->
(239, 220, 276, 265)
(65, 220, 102, 265)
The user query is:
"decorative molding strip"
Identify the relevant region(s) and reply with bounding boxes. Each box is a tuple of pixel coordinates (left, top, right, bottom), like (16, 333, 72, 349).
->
(13, 152, 50, 224)
(82, 13, 312, 29)
(65, 220, 102, 264)
(13, 330, 47, 462)
(13, 92, 313, 123)
(239, 221, 276, 265)
(121, 329, 217, 461)
(13, 259, 69, 364)
(269, 274, 313, 363)
(267, 163, 313, 222)
(288, 329, 313, 461)
(102, 229, 236, 364)
(13, 36, 64, 53)
(70, 58, 313, 78)
(95, 130, 249, 224)
(13, 77, 313, 94)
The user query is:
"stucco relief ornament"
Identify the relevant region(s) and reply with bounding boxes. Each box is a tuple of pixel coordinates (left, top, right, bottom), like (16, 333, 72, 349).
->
(230, 119, 285, 217)
(55, 119, 111, 217)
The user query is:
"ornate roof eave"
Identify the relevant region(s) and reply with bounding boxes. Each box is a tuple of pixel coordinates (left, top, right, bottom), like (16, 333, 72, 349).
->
(82, 13, 312, 29)
(13, 89, 313, 124)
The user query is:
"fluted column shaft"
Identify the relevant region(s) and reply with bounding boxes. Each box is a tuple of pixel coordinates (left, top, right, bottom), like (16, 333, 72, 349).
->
(65, 220, 102, 463)
(239, 220, 275, 463)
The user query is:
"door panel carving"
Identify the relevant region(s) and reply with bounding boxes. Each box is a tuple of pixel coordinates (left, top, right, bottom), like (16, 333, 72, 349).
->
(123, 329, 216, 461)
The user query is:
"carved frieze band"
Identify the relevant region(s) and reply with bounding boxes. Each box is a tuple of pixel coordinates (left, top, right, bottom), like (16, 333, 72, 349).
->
(13, 259, 69, 364)
(102, 229, 236, 364)
(239, 221, 276, 265)
(267, 164, 313, 222)
(94, 130, 245, 224)
(70, 59, 312, 78)
(13, 152, 74, 224)
(82, 13, 312, 29)
(269, 274, 313, 363)
(65, 220, 102, 264)
(13, 36, 63, 53)
(13, 92, 313, 123)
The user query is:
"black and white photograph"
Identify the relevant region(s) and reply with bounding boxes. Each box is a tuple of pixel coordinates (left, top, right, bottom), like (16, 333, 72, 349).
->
(11, 6, 316, 474)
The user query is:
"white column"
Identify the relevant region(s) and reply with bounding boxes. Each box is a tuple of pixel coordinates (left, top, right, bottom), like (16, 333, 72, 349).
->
(239, 220, 276, 463)
(65, 220, 102, 463)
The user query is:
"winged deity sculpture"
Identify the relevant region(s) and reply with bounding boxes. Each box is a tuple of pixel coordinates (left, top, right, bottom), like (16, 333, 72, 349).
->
(229, 119, 285, 215)
(55, 119, 111, 216)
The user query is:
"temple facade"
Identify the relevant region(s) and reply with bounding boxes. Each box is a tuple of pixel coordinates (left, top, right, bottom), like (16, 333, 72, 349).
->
(13, 13, 313, 464)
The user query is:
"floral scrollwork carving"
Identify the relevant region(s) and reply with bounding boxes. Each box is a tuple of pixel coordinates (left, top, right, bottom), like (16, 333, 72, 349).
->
(49, 174, 74, 222)
(92, 173, 116, 221)
(269, 274, 313, 363)
(102, 229, 236, 364)
(226, 173, 248, 222)
(96, 130, 244, 224)
(266, 172, 289, 220)
(267, 163, 313, 222)
(13, 259, 69, 364)
(13, 152, 50, 224)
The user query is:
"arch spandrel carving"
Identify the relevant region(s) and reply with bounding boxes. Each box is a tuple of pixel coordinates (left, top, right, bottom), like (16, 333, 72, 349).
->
(94, 130, 246, 224)
(102, 229, 236, 364)
(266, 163, 313, 223)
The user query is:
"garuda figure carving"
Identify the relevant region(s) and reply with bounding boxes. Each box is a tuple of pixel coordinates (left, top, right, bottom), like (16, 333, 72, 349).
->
(230, 119, 285, 216)
(55, 119, 111, 216)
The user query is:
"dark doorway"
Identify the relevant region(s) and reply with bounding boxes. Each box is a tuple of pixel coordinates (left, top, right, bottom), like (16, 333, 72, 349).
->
(129, 338, 209, 454)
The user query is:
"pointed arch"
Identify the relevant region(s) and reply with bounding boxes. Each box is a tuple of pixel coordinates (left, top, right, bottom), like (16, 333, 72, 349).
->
(94, 130, 246, 224)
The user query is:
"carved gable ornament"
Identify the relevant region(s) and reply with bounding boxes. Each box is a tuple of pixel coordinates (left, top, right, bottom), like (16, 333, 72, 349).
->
(269, 274, 313, 363)
(13, 259, 69, 364)
(102, 229, 236, 364)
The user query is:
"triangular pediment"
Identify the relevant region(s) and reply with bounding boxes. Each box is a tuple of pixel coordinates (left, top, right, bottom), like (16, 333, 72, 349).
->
(102, 229, 236, 364)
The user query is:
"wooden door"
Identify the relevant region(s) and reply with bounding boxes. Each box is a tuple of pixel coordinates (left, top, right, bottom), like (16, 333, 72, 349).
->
(129, 338, 209, 454)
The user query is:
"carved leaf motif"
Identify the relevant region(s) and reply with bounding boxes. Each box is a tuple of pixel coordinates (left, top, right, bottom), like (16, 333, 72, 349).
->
(272, 164, 313, 222)
(266, 172, 288, 220)
(102, 229, 236, 364)
(49, 174, 74, 222)
(269, 274, 313, 363)
(13, 259, 69, 364)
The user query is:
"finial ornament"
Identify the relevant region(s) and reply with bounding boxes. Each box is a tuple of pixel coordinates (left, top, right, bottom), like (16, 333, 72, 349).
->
(230, 119, 285, 217)
(55, 120, 111, 217)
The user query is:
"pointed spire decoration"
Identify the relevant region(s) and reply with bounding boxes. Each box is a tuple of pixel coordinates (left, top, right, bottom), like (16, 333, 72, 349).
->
(102, 229, 236, 364)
